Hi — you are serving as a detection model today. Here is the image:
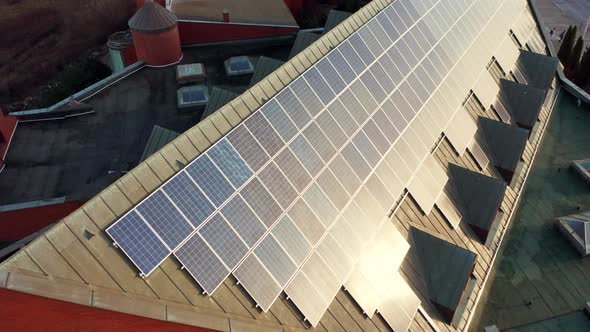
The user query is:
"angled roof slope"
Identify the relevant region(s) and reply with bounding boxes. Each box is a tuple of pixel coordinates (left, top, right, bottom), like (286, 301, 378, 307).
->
(201, 87, 238, 121)
(324, 10, 352, 33)
(477, 117, 528, 180)
(289, 32, 321, 59)
(515, 50, 559, 91)
(447, 164, 506, 246)
(409, 227, 476, 321)
(249, 57, 285, 87)
(0, 0, 396, 330)
(141, 126, 181, 162)
(498, 79, 545, 129)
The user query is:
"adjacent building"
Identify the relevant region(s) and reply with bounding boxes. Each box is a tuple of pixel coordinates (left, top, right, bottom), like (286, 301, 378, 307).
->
(0, 1, 559, 332)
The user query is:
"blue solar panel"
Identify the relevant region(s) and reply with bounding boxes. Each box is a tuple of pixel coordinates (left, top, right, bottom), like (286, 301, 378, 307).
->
(275, 148, 312, 193)
(106, 211, 170, 276)
(338, 40, 366, 74)
(303, 123, 336, 163)
(136, 190, 194, 250)
(340, 88, 369, 126)
(290, 78, 324, 118)
(275, 87, 311, 130)
(288, 199, 325, 246)
(199, 214, 249, 269)
(327, 49, 357, 83)
(271, 216, 312, 266)
(352, 130, 381, 167)
(261, 99, 298, 143)
(349, 32, 375, 65)
(303, 67, 335, 105)
(357, 25, 383, 57)
(220, 194, 267, 247)
(208, 139, 253, 188)
(185, 155, 235, 207)
(163, 172, 215, 229)
(315, 58, 347, 94)
(174, 233, 229, 295)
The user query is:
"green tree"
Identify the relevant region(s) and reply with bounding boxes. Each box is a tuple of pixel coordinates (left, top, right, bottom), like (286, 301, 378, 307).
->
(566, 36, 584, 76)
(558, 25, 577, 64)
(576, 47, 590, 86)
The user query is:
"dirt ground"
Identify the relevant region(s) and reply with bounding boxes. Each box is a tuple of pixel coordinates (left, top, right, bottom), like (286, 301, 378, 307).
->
(0, 0, 135, 105)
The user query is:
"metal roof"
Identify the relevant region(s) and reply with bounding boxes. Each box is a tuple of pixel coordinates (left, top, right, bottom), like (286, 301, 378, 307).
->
(201, 87, 238, 121)
(249, 57, 285, 87)
(447, 164, 506, 245)
(289, 32, 321, 59)
(498, 79, 545, 129)
(409, 227, 476, 319)
(140, 126, 180, 162)
(129, 1, 178, 33)
(324, 10, 352, 34)
(516, 50, 559, 91)
(170, 0, 298, 27)
(477, 116, 529, 178)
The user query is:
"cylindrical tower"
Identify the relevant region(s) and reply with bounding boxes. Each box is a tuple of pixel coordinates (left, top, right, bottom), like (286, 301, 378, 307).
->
(129, 0, 182, 67)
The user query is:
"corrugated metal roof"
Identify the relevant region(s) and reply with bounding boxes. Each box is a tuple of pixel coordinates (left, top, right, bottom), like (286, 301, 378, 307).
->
(129, 1, 178, 33)
(477, 117, 528, 177)
(516, 50, 559, 91)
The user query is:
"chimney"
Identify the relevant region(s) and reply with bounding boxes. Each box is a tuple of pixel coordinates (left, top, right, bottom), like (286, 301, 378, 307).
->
(223, 9, 230, 23)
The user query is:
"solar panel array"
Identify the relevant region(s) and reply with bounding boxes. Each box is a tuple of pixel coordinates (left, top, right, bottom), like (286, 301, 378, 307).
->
(107, 0, 530, 327)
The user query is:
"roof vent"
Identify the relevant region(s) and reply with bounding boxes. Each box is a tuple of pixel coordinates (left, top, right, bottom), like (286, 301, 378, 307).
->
(223, 9, 230, 23)
(83, 229, 95, 240)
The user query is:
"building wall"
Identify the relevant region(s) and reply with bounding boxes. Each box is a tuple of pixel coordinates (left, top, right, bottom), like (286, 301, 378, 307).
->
(132, 27, 183, 66)
(178, 22, 298, 45)
(0, 112, 17, 161)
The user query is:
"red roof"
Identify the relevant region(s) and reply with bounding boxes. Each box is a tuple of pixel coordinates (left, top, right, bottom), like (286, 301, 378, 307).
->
(0, 288, 218, 332)
(0, 111, 17, 161)
(0, 202, 82, 241)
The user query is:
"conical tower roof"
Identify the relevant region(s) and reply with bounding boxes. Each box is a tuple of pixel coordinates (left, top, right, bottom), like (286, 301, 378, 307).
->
(129, 0, 178, 33)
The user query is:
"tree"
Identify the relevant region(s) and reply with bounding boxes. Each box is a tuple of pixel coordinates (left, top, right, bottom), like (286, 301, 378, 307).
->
(576, 47, 590, 86)
(558, 25, 577, 64)
(566, 36, 584, 77)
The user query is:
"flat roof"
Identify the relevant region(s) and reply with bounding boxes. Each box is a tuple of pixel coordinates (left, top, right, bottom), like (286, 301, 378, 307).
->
(170, 0, 298, 27)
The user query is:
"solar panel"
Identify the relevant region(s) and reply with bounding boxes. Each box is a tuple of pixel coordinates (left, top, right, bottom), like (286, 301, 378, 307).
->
(136, 190, 193, 250)
(244, 112, 284, 157)
(240, 178, 283, 228)
(271, 216, 312, 266)
(199, 214, 249, 269)
(272, 149, 310, 194)
(233, 254, 282, 312)
(285, 272, 327, 326)
(254, 234, 297, 287)
(303, 183, 338, 228)
(258, 162, 298, 209)
(289, 135, 324, 177)
(261, 99, 298, 143)
(162, 172, 214, 229)
(220, 194, 266, 247)
(288, 199, 325, 246)
(175, 233, 229, 295)
(106, 211, 170, 276)
(226, 125, 269, 172)
(275, 87, 311, 130)
(107, 0, 517, 323)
